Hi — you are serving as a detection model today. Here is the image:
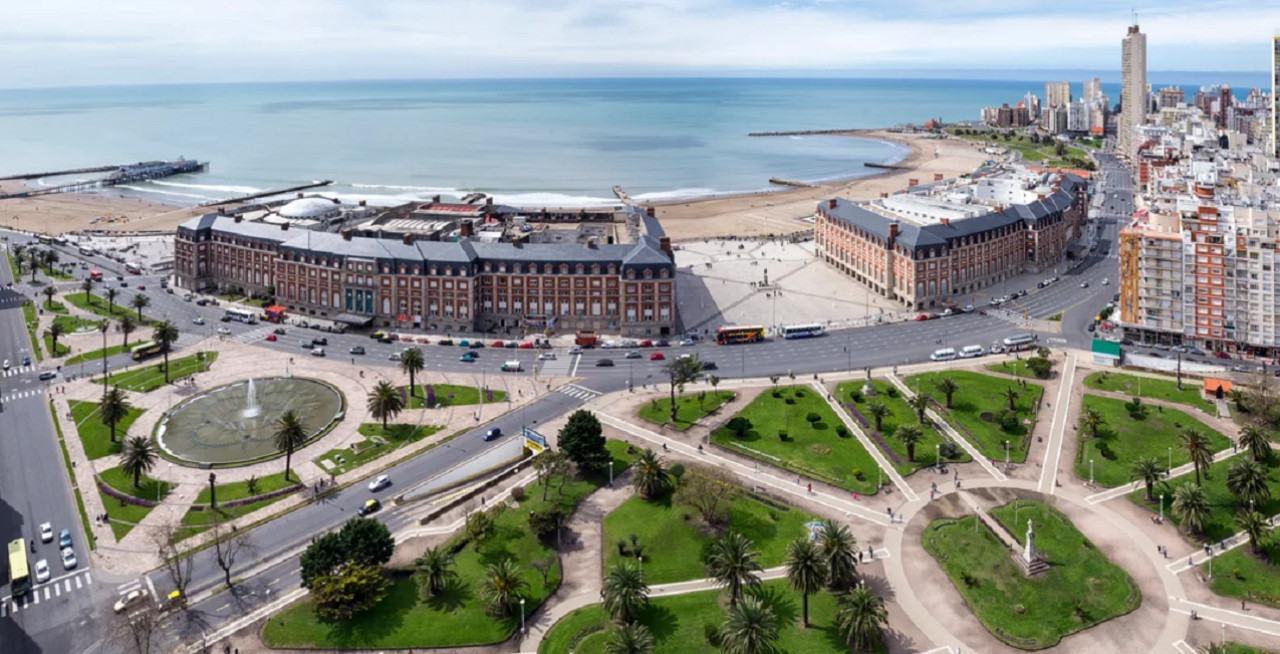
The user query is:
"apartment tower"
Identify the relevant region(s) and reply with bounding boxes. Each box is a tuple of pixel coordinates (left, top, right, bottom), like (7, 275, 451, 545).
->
(1120, 24, 1147, 157)
(1272, 33, 1280, 157)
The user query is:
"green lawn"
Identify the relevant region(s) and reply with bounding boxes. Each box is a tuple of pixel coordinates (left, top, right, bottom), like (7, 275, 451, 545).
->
(903, 371, 1043, 462)
(403, 383, 506, 408)
(42, 299, 68, 314)
(262, 441, 640, 649)
(1084, 371, 1216, 414)
(94, 352, 218, 392)
(638, 390, 736, 431)
(178, 470, 300, 539)
(540, 578, 870, 654)
(948, 129, 1093, 169)
(21, 301, 42, 362)
(1129, 454, 1280, 544)
(97, 466, 174, 540)
(69, 399, 145, 460)
(1077, 395, 1231, 488)
(53, 314, 102, 334)
(42, 333, 71, 357)
(922, 501, 1140, 649)
(603, 490, 818, 585)
(838, 380, 970, 475)
(1206, 542, 1280, 609)
(65, 343, 130, 366)
(710, 385, 880, 493)
(985, 360, 1049, 380)
(64, 292, 155, 325)
(314, 423, 444, 476)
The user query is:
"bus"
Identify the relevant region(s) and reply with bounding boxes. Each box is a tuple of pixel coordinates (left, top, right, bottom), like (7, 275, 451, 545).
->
(78, 246, 96, 256)
(130, 340, 166, 361)
(37, 236, 51, 245)
(1002, 334, 1036, 351)
(124, 262, 142, 275)
(715, 325, 766, 345)
(8, 539, 30, 598)
(88, 270, 103, 282)
(781, 324, 825, 339)
(223, 308, 258, 324)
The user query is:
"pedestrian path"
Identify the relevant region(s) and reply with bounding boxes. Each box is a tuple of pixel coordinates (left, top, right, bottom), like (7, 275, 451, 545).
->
(0, 569, 94, 617)
(885, 374, 1006, 482)
(815, 380, 918, 502)
(558, 383, 600, 401)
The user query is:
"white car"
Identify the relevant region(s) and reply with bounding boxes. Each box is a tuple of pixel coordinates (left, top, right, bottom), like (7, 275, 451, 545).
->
(601, 341, 617, 349)
(192, 316, 206, 325)
(367, 475, 391, 492)
(569, 346, 583, 355)
(2, 359, 8, 370)
(679, 338, 695, 346)
(34, 559, 50, 584)
(39, 522, 54, 543)
(216, 327, 231, 335)
(113, 588, 149, 613)
(1101, 278, 1110, 286)
(61, 547, 77, 570)
(538, 352, 556, 360)
(310, 347, 326, 357)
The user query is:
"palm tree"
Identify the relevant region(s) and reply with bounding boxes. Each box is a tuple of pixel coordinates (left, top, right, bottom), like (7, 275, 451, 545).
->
(41, 249, 58, 275)
(932, 377, 959, 409)
(1236, 511, 1271, 555)
(1000, 386, 1020, 412)
(1078, 406, 1105, 438)
(816, 519, 858, 588)
(906, 393, 931, 423)
(1172, 483, 1210, 535)
(479, 559, 528, 618)
(120, 435, 158, 489)
(1237, 425, 1271, 462)
(895, 424, 924, 462)
(1227, 388, 1248, 413)
(865, 401, 889, 431)
(602, 560, 649, 624)
(1227, 457, 1271, 508)
(367, 380, 405, 429)
(784, 537, 828, 628)
(80, 277, 95, 301)
(836, 583, 890, 652)
(131, 293, 150, 322)
(399, 347, 425, 399)
(414, 546, 457, 598)
(119, 313, 137, 348)
(1129, 457, 1166, 502)
(99, 386, 132, 443)
(152, 321, 179, 383)
(104, 287, 119, 315)
(1179, 427, 1215, 486)
(45, 321, 68, 357)
(605, 623, 655, 654)
(41, 285, 56, 309)
(630, 449, 671, 499)
(705, 532, 762, 607)
(26, 252, 40, 283)
(720, 596, 779, 654)
(273, 410, 308, 482)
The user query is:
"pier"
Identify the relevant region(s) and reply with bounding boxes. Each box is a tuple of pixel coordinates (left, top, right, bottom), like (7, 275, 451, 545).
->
(198, 180, 334, 207)
(612, 185, 633, 205)
(748, 129, 858, 137)
(767, 178, 815, 188)
(0, 158, 209, 200)
(0, 165, 123, 181)
(864, 162, 908, 171)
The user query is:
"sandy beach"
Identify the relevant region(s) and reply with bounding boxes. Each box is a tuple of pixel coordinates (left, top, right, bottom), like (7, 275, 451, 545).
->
(0, 130, 990, 240)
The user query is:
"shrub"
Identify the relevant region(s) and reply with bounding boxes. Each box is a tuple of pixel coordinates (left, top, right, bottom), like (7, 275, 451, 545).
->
(850, 391, 863, 403)
(939, 441, 959, 459)
(805, 412, 821, 424)
(887, 387, 898, 398)
(852, 468, 865, 481)
(704, 622, 722, 647)
(794, 389, 805, 397)
(835, 425, 850, 438)
(1097, 441, 1116, 460)
(778, 430, 788, 441)
(785, 398, 796, 405)
(669, 462, 685, 482)
(510, 485, 526, 502)
(997, 409, 1020, 432)
(771, 391, 783, 398)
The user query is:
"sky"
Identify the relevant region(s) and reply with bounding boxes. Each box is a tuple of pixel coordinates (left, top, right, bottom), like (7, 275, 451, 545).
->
(2, 0, 1278, 88)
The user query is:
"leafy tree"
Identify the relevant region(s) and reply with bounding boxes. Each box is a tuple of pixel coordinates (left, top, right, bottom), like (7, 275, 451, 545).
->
(705, 532, 762, 607)
(630, 448, 671, 499)
(1078, 407, 1105, 438)
(1179, 427, 1214, 486)
(121, 436, 158, 489)
(894, 424, 924, 462)
(81, 277, 94, 298)
(836, 583, 889, 651)
(338, 517, 395, 569)
(131, 293, 151, 323)
(1226, 457, 1271, 508)
(1129, 456, 1166, 502)
(1000, 386, 1020, 412)
(662, 355, 703, 423)
(720, 595, 779, 654)
(312, 562, 389, 621)
(105, 287, 120, 315)
(367, 380, 405, 429)
(99, 385, 132, 443)
(272, 409, 308, 482)
(533, 449, 570, 500)
(414, 546, 456, 599)
(816, 519, 858, 588)
(602, 560, 649, 623)
(1237, 425, 1271, 462)
(479, 559, 528, 618)
(1236, 511, 1271, 555)
(152, 321, 179, 383)
(675, 464, 738, 527)
(906, 393, 931, 423)
(528, 505, 567, 545)
(605, 623, 655, 654)
(1172, 483, 1210, 535)
(1228, 388, 1249, 413)
(725, 416, 754, 439)
(1025, 357, 1052, 379)
(46, 321, 68, 357)
(708, 375, 721, 396)
(559, 409, 610, 473)
(119, 313, 137, 347)
(300, 532, 348, 590)
(399, 347, 425, 399)
(932, 377, 958, 409)
(865, 402, 889, 431)
(784, 537, 828, 628)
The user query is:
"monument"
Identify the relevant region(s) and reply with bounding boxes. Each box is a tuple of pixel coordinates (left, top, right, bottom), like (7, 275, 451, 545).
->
(862, 367, 876, 397)
(1015, 518, 1048, 577)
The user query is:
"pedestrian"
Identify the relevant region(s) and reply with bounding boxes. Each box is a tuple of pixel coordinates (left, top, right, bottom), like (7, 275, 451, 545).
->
(807, 483, 812, 493)
(1188, 556, 1194, 567)
(1242, 599, 1247, 610)
(853, 492, 858, 500)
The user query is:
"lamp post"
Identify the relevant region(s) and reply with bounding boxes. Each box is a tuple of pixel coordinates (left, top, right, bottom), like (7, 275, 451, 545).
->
(1089, 458, 1094, 487)
(520, 597, 526, 635)
(935, 443, 940, 470)
(608, 460, 614, 488)
(1004, 440, 1010, 468)
(1168, 446, 1172, 472)
(1160, 494, 1165, 521)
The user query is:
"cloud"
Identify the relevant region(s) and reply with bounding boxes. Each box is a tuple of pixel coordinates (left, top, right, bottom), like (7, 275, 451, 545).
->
(0, 0, 1273, 87)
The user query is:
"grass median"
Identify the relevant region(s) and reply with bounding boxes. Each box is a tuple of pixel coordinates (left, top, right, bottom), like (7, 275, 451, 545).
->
(178, 470, 299, 539)
(837, 379, 970, 475)
(637, 390, 735, 431)
(402, 383, 505, 409)
(97, 466, 173, 540)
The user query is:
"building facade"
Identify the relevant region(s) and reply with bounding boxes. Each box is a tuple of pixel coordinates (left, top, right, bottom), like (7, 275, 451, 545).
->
(1120, 24, 1148, 157)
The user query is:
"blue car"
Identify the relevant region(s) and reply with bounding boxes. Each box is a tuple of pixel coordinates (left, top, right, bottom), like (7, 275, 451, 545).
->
(460, 352, 477, 362)
(483, 427, 502, 442)
(58, 529, 72, 549)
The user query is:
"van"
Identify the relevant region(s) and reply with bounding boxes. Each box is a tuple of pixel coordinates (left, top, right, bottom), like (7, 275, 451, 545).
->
(930, 348, 958, 362)
(501, 360, 522, 372)
(959, 345, 985, 359)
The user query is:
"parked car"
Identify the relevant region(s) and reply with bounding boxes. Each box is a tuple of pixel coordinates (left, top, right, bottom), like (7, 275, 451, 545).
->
(569, 346, 583, 355)
(469, 341, 485, 349)
(1214, 351, 1231, 360)
(679, 338, 695, 346)
(388, 352, 401, 361)
(649, 352, 665, 361)
(367, 475, 391, 492)
(312, 337, 328, 346)
(914, 313, 930, 321)
(58, 529, 72, 549)
(349, 346, 365, 355)
(437, 339, 454, 346)
(518, 341, 534, 349)
(656, 339, 670, 347)
(701, 361, 718, 370)
(39, 523, 53, 543)
(538, 352, 556, 360)
(310, 348, 325, 357)
(625, 350, 642, 359)
(638, 339, 653, 347)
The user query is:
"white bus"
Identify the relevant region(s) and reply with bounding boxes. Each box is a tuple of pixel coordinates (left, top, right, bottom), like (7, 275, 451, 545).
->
(223, 307, 258, 324)
(959, 345, 985, 358)
(930, 348, 957, 362)
(1002, 334, 1036, 351)
(781, 323, 825, 339)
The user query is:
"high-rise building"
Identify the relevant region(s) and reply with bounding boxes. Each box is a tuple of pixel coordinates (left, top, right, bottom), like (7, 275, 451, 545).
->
(1273, 34, 1280, 157)
(1156, 86, 1185, 109)
(1045, 81, 1071, 109)
(1120, 24, 1147, 157)
(1067, 100, 1089, 133)
(1083, 77, 1103, 103)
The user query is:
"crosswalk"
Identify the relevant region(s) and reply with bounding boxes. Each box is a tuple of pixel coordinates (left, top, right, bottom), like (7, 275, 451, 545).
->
(0, 365, 36, 378)
(558, 383, 600, 401)
(0, 569, 93, 617)
(1, 387, 47, 405)
(230, 325, 277, 344)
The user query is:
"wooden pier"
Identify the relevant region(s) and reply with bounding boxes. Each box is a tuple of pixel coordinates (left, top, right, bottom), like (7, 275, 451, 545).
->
(0, 164, 123, 181)
(612, 185, 632, 205)
(199, 180, 334, 207)
(748, 129, 857, 137)
(768, 178, 814, 188)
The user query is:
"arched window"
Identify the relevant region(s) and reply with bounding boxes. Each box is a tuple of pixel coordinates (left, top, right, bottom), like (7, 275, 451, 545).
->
(591, 264, 600, 274)
(559, 264, 569, 275)
(575, 264, 584, 275)
(544, 264, 553, 275)
(643, 269, 653, 279)
(626, 269, 636, 280)
(658, 268, 669, 279)
(607, 264, 617, 275)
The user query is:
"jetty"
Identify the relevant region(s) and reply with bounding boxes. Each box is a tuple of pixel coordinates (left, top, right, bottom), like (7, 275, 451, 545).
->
(864, 162, 909, 171)
(768, 178, 815, 188)
(198, 180, 334, 207)
(748, 129, 858, 137)
(460, 192, 487, 205)
(612, 185, 633, 205)
(0, 158, 208, 200)
(0, 164, 123, 181)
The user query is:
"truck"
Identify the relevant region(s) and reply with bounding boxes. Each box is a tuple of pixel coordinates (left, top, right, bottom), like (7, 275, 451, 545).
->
(575, 330, 598, 347)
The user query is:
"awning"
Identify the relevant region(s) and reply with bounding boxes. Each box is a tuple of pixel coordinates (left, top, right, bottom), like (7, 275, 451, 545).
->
(332, 313, 373, 326)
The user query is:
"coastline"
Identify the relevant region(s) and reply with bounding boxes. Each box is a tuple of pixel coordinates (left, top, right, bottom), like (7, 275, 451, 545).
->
(0, 130, 990, 240)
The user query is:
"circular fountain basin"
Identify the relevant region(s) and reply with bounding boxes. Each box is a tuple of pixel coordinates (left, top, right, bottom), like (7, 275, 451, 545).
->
(156, 377, 344, 466)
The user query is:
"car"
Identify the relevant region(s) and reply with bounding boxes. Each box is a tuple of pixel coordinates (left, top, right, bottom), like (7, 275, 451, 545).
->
(1087, 323, 1096, 332)
(265, 333, 277, 342)
(1188, 347, 1206, 356)
(625, 350, 642, 359)
(621, 340, 638, 348)
(1101, 278, 1110, 285)
(61, 547, 77, 570)
(649, 352, 665, 361)
(538, 352, 556, 360)
(679, 338, 695, 346)
(1120, 339, 1135, 346)
(941, 308, 955, 317)
(519, 341, 534, 349)
(39, 522, 53, 543)
(378, 334, 393, 344)
(656, 339, 670, 347)
(300, 340, 313, 349)
(2, 360, 8, 370)
(195, 298, 209, 306)
(914, 313, 930, 321)
(1036, 281, 1044, 289)
(116, 275, 125, 282)
(34, 559, 50, 584)
(601, 341, 618, 349)
(505, 341, 518, 349)
(58, 529, 72, 549)
(21, 355, 30, 366)
(312, 337, 328, 346)
(491, 340, 505, 348)
(1154, 344, 1171, 351)
(596, 358, 615, 367)
(483, 427, 503, 442)
(310, 347, 326, 357)
(501, 360, 522, 372)
(216, 327, 231, 335)
(220, 315, 232, 322)
(1172, 346, 1187, 354)
(962, 305, 974, 313)
(37, 369, 56, 381)
(359, 499, 382, 516)
(388, 352, 401, 361)
(470, 341, 485, 349)
(638, 339, 653, 347)
(569, 346, 583, 355)
(368, 475, 391, 492)
(460, 352, 477, 362)
(113, 588, 149, 613)
(347, 345, 366, 356)
(191, 316, 207, 326)
(137, 284, 146, 291)
(701, 361, 718, 370)
(1080, 281, 1089, 288)
(1214, 351, 1231, 360)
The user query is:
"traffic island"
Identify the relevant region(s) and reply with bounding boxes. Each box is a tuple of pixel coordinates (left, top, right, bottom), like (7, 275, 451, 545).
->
(902, 371, 1043, 463)
(836, 379, 970, 475)
(1077, 395, 1230, 488)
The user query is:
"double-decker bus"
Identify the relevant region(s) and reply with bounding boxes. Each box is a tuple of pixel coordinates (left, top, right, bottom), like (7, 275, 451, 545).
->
(223, 307, 258, 324)
(1002, 334, 1036, 351)
(88, 270, 103, 282)
(715, 325, 766, 345)
(130, 340, 166, 361)
(8, 539, 30, 598)
(781, 323, 825, 340)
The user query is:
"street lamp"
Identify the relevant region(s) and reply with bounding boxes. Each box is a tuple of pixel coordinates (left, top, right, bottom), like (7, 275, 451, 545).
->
(1004, 440, 1010, 468)
(935, 443, 940, 470)
(1160, 494, 1165, 521)
(520, 597, 526, 635)
(1168, 447, 1172, 473)
(1089, 458, 1094, 486)
(608, 460, 614, 488)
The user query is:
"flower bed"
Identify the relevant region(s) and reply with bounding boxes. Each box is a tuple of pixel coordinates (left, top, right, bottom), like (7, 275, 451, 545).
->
(96, 478, 157, 508)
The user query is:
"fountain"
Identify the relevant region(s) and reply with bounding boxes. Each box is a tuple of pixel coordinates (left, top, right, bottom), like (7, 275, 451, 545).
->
(243, 378, 261, 419)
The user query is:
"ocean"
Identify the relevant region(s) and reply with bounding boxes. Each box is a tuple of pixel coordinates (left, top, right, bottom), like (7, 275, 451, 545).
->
(0, 76, 1228, 207)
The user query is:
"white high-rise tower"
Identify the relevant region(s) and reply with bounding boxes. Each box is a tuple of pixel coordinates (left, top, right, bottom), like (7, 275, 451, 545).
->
(1120, 24, 1147, 157)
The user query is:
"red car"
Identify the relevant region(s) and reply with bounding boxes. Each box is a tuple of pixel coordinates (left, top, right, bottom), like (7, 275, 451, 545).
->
(491, 340, 505, 348)
(649, 351, 665, 360)
(265, 333, 277, 342)
(518, 341, 534, 349)
(914, 313, 931, 322)
(137, 284, 146, 291)
(1214, 351, 1231, 360)
(638, 339, 653, 347)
